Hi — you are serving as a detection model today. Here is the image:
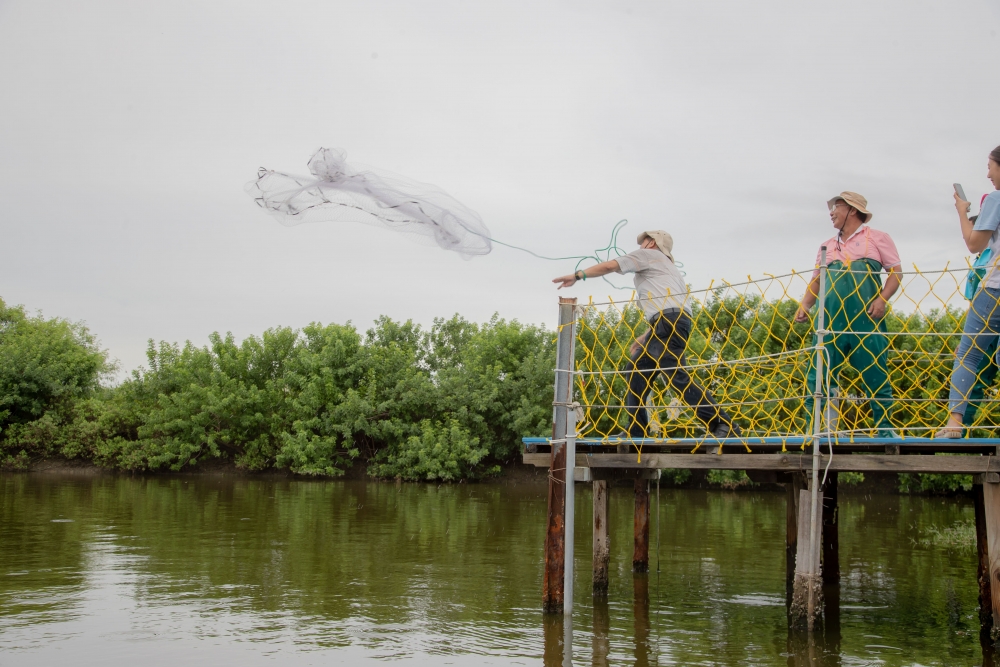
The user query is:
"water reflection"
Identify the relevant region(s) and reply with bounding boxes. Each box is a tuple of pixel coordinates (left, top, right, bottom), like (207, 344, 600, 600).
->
(0, 473, 988, 665)
(592, 596, 610, 667)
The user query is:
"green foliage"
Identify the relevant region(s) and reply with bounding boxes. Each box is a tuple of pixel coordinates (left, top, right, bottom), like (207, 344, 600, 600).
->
(0, 298, 110, 465)
(898, 473, 973, 495)
(706, 469, 754, 489)
(370, 419, 498, 481)
(1, 298, 554, 480)
(838, 471, 865, 485)
(660, 468, 692, 485)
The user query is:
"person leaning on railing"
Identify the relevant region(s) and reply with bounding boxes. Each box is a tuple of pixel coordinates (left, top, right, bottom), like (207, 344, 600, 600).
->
(794, 191, 902, 438)
(937, 146, 1000, 439)
(552, 230, 742, 440)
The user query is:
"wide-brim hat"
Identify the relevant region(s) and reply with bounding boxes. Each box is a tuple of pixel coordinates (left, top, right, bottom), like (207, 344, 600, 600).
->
(636, 230, 674, 261)
(827, 191, 873, 223)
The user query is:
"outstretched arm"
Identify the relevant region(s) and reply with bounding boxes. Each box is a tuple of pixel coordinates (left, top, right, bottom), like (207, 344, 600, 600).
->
(553, 259, 622, 289)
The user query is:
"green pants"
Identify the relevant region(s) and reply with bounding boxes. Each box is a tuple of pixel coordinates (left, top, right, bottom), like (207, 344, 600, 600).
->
(803, 331, 894, 431)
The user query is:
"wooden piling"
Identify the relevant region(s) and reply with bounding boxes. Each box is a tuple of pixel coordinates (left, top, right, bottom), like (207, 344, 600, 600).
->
(593, 480, 610, 595)
(975, 480, 1000, 642)
(543, 442, 567, 614)
(542, 297, 576, 614)
(790, 488, 822, 627)
(786, 473, 803, 584)
(633, 478, 651, 573)
(822, 474, 839, 584)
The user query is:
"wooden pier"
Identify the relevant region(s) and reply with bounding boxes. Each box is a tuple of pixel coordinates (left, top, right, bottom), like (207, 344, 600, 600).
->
(533, 295, 1000, 642)
(524, 436, 1000, 636)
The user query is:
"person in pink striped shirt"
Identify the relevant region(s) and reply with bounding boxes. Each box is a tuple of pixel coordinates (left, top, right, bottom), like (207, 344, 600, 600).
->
(794, 192, 902, 437)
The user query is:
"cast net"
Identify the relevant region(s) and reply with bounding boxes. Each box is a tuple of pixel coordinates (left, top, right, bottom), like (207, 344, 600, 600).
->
(246, 148, 492, 259)
(571, 263, 1000, 452)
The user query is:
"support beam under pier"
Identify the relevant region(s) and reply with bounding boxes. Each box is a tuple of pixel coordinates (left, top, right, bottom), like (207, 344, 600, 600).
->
(975, 478, 1000, 645)
(822, 474, 839, 585)
(633, 479, 650, 573)
(593, 480, 610, 595)
(790, 488, 822, 628)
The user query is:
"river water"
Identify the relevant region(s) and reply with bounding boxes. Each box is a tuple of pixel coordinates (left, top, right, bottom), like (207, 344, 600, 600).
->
(0, 473, 987, 666)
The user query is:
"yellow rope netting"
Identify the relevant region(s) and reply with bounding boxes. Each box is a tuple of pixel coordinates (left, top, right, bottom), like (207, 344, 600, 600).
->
(573, 263, 1000, 453)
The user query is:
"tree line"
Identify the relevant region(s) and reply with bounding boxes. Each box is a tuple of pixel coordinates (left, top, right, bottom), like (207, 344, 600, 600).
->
(0, 297, 554, 480)
(0, 293, 987, 490)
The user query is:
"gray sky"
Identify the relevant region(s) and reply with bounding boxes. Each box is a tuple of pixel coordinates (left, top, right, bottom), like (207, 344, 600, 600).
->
(2, 0, 999, 374)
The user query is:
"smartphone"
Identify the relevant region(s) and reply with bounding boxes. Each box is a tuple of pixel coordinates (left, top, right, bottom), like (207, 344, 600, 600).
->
(954, 183, 968, 201)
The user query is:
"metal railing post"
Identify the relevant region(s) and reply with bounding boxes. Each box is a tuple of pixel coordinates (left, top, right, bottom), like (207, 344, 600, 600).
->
(807, 247, 828, 631)
(544, 297, 577, 618)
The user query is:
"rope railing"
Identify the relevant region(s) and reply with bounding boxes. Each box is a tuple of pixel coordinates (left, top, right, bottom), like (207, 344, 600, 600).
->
(569, 264, 1000, 454)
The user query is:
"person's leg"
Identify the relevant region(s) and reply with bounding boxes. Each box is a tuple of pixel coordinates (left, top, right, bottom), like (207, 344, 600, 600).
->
(941, 287, 1000, 435)
(802, 335, 846, 434)
(962, 337, 998, 426)
(624, 338, 658, 438)
(849, 332, 894, 432)
(655, 313, 733, 430)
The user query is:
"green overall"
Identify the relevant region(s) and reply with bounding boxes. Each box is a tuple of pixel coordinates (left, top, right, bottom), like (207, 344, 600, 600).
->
(804, 258, 894, 431)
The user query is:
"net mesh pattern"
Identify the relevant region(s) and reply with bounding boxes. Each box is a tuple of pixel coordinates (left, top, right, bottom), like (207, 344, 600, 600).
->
(572, 265, 999, 453)
(246, 148, 492, 259)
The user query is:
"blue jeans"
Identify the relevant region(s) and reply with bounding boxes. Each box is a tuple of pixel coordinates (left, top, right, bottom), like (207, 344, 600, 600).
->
(949, 286, 1000, 415)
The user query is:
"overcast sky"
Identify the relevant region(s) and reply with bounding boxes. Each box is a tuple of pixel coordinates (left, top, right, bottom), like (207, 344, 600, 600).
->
(2, 0, 999, 374)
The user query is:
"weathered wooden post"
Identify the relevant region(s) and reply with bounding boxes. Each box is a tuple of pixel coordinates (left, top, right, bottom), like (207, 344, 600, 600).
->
(543, 296, 576, 613)
(633, 478, 651, 573)
(822, 474, 839, 585)
(785, 472, 804, 585)
(790, 486, 823, 627)
(974, 473, 1000, 643)
(593, 479, 610, 595)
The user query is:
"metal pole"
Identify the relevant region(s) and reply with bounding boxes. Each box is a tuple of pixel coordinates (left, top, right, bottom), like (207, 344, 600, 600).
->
(563, 402, 577, 617)
(560, 301, 578, 666)
(806, 246, 828, 631)
(544, 297, 577, 614)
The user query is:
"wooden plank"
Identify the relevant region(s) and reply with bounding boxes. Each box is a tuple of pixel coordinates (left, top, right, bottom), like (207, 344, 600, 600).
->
(523, 453, 1000, 474)
(982, 482, 1000, 630)
(593, 480, 610, 595)
(633, 479, 650, 573)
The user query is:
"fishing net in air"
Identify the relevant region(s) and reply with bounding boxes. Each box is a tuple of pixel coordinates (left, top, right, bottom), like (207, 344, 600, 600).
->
(246, 148, 492, 259)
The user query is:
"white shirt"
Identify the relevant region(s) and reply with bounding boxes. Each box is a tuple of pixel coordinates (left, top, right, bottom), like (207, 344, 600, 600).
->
(614, 249, 690, 319)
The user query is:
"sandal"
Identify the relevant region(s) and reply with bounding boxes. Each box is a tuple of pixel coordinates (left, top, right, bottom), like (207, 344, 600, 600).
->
(934, 426, 963, 439)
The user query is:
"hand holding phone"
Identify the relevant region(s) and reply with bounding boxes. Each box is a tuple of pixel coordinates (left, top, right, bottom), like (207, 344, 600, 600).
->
(954, 183, 972, 215)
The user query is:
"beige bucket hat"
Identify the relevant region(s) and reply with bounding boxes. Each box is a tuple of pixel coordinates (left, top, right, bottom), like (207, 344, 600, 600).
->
(636, 230, 674, 261)
(827, 191, 873, 223)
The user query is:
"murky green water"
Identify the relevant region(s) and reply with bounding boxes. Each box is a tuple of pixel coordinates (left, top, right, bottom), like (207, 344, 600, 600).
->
(0, 473, 987, 666)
